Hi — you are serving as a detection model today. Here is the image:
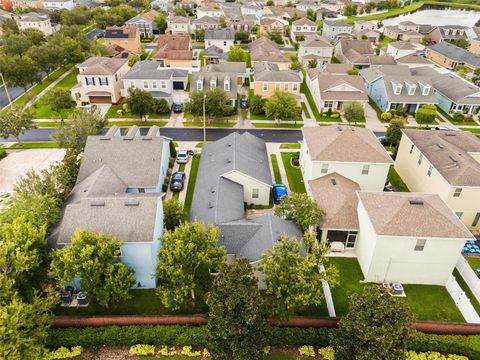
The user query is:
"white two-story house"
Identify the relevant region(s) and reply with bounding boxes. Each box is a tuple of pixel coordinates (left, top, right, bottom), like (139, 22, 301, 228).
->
(290, 17, 318, 41)
(298, 34, 334, 67)
(205, 28, 235, 52)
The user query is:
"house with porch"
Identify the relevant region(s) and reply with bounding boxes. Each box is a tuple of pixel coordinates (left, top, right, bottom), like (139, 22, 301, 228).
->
(395, 129, 480, 233)
(360, 65, 437, 113)
(305, 68, 368, 113)
(252, 62, 302, 99)
(167, 15, 191, 35)
(194, 16, 219, 31)
(290, 17, 318, 41)
(205, 28, 235, 52)
(383, 21, 422, 43)
(298, 34, 333, 68)
(250, 36, 292, 69)
(50, 126, 172, 289)
(322, 20, 353, 41)
(259, 17, 286, 35)
(191, 65, 239, 106)
(410, 66, 480, 115)
(126, 9, 160, 37)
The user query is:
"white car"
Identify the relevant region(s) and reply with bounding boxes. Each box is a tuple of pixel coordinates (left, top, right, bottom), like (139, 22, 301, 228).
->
(176, 150, 189, 164)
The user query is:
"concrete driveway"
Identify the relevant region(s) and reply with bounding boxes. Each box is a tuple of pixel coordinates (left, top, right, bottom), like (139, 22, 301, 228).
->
(0, 149, 66, 195)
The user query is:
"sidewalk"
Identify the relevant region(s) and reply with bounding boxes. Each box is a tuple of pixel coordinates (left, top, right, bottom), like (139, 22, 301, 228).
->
(364, 103, 386, 132)
(265, 143, 288, 185)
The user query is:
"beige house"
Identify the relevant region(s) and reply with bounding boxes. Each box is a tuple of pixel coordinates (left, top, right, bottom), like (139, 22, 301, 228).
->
(262, 6, 306, 20)
(250, 36, 292, 70)
(356, 192, 473, 285)
(153, 34, 192, 68)
(16, 12, 56, 35)
(167, 15, 191, 35)
(469, 38, 480, 56)
(252, 62, 301, 99)
(395, 130, 480, 233)
(105, 26, 141, 55)
(259, 18, 285, 34)
(290, 17, 317, 41)
(70, 57, 130, 104)
(298, 34, 333, 68)
(383, 21, 423, 42)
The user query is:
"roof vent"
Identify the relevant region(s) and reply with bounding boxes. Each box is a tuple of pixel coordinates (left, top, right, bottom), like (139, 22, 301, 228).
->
(449, 155, 458, 163)
(226, 158, 232, 163)
(337, 126, 343, 131)
(436, 143, 444, 149)
(445, 133, 457, 137)
(210, 186, 216, 193)
(100, 137, 111, 141)
(409, 200, 424, 206)
(208, 201, 214, 208)
(331, 178, 337, 186)
(90, 201, 105, 207)
(125, 200, 140, 206)
(227, 142, 232, 147)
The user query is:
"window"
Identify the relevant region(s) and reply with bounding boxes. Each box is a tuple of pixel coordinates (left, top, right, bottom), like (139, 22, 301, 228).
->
(408, 86, 415, 95)
(161, 81, 166, 89)
(252, 188, 259, 198)
(453, 188, 462, 197)
(414, 239, 426, 251)
(409, 144, 414, 154)
(85, 77, 95, 86)
(263, 82, 268, 92)
(143, 81, 148, 89)
(427, 165, 433, 176)
(324, 101, 334, 109)
(152, 81, 157, 89)
(321, 163, 329, 174)
(275, 83, 280, 91)
(99, 77, 108, 86)
(224, 81, 230, 91)
(418, 154, 423, 165)
(284, 83, 289, 91)
(197, 80, 203, 91)
(362, 164, 370, 175)
(473, 212, 480, 227)
(138, 188, 145, 193)
(455, 212, 463, 219)
(129, 81, 135, 88)
(115, 74, 118, 82)
(223, 41, 227, 46)
(293, 83, 298, 91)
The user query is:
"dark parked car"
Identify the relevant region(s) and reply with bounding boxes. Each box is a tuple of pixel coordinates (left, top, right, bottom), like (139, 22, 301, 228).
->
(170, 172, 185, 191)
(240, 98, 249, 108)
(272, 183, 288, 204)
(173, 103, 182, 113)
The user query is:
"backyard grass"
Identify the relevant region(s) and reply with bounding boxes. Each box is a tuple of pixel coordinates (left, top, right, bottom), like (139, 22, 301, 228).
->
(463, 127, 480, 134)
(300, 82, 321, 121)
(280, 152, 306, 193)
(53, 289, 207, 316)
(8, 142, 60, 149)
(454, 269, 480, 316)
(270, 154, 282, 183)
(252, 122, 304, 128)
(387, 167, 409, 192)
(183, 121, 235, 128)
(466, 256, 480, 271)
(107, 121, 168, 127)
(301, 102, 311, 119)
(35, 121, 60, 127)
(280, 143, 301, 149)
(184, 154, 200, 215)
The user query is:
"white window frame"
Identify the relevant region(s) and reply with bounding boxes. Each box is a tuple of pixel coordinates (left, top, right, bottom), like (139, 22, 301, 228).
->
(321, 163, 329, 174)
(414, 239, 426, 251)
(252, 188, 259, 198)
(293, 83, 298, 91)
(263, 82, 268, 92)
(143, 80, 148, 89)
(453, 188, 462, 197)
(418, 154, 423, 165)
(362, 164, 370, 175)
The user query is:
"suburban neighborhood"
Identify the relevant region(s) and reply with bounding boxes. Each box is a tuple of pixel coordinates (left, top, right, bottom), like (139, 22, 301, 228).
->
(1, 0, 480, 358)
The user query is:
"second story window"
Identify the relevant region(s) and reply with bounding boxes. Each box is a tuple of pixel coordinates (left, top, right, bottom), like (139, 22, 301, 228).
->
(99, 77, 108, 86)
(410, 144, 414, 154)
(362, 164, 370, 175)
(152, 81, 157, 89)
(414, 239, 426, 251)
(427, 165, 433, 176)
(418, 154, 423, 165)
(321, 163, 329, 174)
(143, 81, 148, 89)
(453, 188, 462, 197)
(85, 77, 95, 86)
(263, 82, 268, 92)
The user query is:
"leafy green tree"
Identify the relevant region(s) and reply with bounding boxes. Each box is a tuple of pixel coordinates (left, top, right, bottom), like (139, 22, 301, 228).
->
(156, 221, 226, 310)
(0, 105, 34, 141)
(126, 87, 154, 119)
(265, 91, 301, 122)
(261, 232, 336, 321)
(385, 118, 404, 145)
(206, 259, 268, 360)
(306, 8, 316, 21)
(347, 67, 359, 75)
(51, 230, 135, 308)
(267, 30, 282, 44)
(195, 28, 205, 42)
(53, 108, 106, 155)
(155, 14, 168, 34)
(455, 64, 467, 78)
(21, 28, 45, 46)
(185, 88, 233, 119)
(333, 286, 415, 360)
(344, 4, 358, 16)
(43, 89, 75, 113)
(450, 37, 469, 49)
(27, 42, 63, 77)
(420, 35, 430, 46)
(1, 33, 33, 56)
(266, 0, 274, 5)
(173, 7, 188, 17)
(0, 292, 57, 360)
(226, 46, 248, 62)
(0, 54, 40, 91)
(343, 102, 365, 122)
(218, 15, 227, 28)
(308, 59, 318, 69)
(163, 198, 187, 231)
(274, 192, 324, 232)
(415, 104, 436, 124)
(290, 59, 303, 71)
(0, 18, 19, 36)
(250, 95, 266, 115)
(235, 30, 250, 43)
(152, 98, 171, 114)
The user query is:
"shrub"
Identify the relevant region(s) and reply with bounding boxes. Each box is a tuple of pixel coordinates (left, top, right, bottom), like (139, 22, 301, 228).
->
(415, 104, 436, 124)
(129, 344, 156, 356)
(392, 106, 407, 117)
(405, 350, 468, 360)
(331, 112, 340, 118)
(0, 148, 7, 160)
(158, 345, 176, 356)
(465, 115, 474, 122)
(343, 102, 365, 122)
(298, 345, 316, 357)
(47, 346, 83, 359)
(250, 94, 266, 115)
(453, 111, 465, 122)
(152, 98, 171, 114)
(181, 346, 202, 357)
(318, 347, 335, 360)
(381, 112, 393, 122)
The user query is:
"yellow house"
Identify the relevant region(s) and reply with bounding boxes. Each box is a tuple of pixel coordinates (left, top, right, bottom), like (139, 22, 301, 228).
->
(252, 62, 301, 99)
(395, 130, 480, 233)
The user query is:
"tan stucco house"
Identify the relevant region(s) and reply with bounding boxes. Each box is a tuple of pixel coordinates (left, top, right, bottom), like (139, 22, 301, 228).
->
(153, 34, 193, 68)
(252, 62, 301, 99)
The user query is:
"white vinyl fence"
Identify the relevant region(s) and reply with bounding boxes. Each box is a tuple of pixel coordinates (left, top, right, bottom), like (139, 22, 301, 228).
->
(456, 255, 480, 304)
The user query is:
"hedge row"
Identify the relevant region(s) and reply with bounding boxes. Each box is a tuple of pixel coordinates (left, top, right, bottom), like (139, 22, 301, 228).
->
(46, 326, 480, 358)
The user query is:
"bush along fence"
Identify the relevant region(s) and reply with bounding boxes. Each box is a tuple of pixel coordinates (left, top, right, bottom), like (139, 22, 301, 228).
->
(46, 325, 480, 358)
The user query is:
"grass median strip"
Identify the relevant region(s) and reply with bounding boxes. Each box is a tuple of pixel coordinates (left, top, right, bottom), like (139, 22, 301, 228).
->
(184, 154, 200, 215)
(270, 154, 282, 183)
(280, 152, 306, 193)
(8, 142, 60, 149)
(183, 121, 235, 128)
(252, 122, 303, 128)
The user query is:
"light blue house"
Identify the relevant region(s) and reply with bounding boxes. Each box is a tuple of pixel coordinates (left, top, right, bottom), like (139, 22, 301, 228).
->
(360, 65, 437, 113)
(51, 125, 171, 289)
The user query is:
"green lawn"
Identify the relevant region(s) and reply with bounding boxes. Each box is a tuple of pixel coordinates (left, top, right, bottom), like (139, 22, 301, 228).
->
(53, 289, 207, 316)
(466, 256, 480, 271)
(250, 112, 270, 120)
(331, 56, 341, 64)
(9, 142, 60, 149)
(280, 152, 306, 193)
(35, 121, 60, 127)
(183, 121, 235, 128)
(252, 122, 303, 129)
(270, 154, 282, 183)
(463, 127, 480, 134)
(280, 143, 301, 149)
(301, 102, 311, 119)
(184, 154, 200, 215)
(107, 121, 168, 127)
(106, 104, 171, 120)
(318, 112, 341, 122)
(241, 108, 247, 119)
(377, 35, 395, 48)
(388, 167, 409, 192)
(300, 82, 321, 121)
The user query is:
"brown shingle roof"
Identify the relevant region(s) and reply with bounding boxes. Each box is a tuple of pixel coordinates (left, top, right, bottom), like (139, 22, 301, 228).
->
(317, 74, 368, 102)
(77, 57, 128, 75)
(358, 192, 473, 239)
(309, 173, 360, 230)
(141, 9, 160, 21)
(322, 63, 353, 74)
(300, 34, 332, 48)
(292, 17, 316, 27)
(105, 25, 138, 39)
(154, 34, 192, 60)
(340, 39, 374, 65)
(302, 126, 393, 163)
(402, 130, 480, 187)
(250, 37, 291, 64)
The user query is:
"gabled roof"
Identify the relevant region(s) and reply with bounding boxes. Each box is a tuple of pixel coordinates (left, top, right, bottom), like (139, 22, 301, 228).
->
(77, 57, 128, 76)
(123, 60, 188, 80)
(204, 61, 246, 74)
(313, 72, 368, 102)
(300, 34, 332, 48)
(429, 42, 480, 67)
(292, 17, 316, 27)
(253, 62, 301, 82)
(339, 39, 374, 65)
(302, 126, 393, 164)
(204, 45, 226, 58)
(250, 36, 292, 63)
(322, 63, 352, 74)
(194, 16, 219, 25)
(260, 17, 284, 26)
(402, 129, 480, 187)
(357, 192, 473, 239)
(396, 54, 432, 65)
(205, 27, 235, 40)
(324, 20, 352, 28)
(154, 34, 192, 60)
(105, 26, 137, 39)
(191, 68, 238, 100)
(141, 9, 160, 21)
(168, 15, 190, 24)
(309, 173, 360, 231)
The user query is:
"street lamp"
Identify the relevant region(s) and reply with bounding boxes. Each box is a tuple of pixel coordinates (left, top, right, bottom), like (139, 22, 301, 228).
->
(203, 93, 207, 144)
(0, 72, 12, 105)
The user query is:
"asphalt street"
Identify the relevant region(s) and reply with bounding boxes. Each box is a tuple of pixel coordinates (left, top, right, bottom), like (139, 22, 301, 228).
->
(3, 127, 386, 143)
(0, 83, 25, 109)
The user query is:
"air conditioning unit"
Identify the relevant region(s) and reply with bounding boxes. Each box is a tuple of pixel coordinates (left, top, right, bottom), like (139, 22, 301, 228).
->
(392, 282, 404, 295)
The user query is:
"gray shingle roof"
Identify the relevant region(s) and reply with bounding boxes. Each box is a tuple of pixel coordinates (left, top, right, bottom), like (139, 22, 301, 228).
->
(204, 45, 226, 58)
(253, 62, 301, 82)
(123, 60, 188, 80)
(429, 42, 480, 67)
(205, 27, 235, 40)
(190, 68, 238, 100)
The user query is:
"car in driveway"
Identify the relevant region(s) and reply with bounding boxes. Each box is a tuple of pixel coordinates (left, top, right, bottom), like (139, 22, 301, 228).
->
(272, 183, 288, 204)
(176, 150, 189, 164)
(170, 172, 185, 191)
(173, 103, 182, 113)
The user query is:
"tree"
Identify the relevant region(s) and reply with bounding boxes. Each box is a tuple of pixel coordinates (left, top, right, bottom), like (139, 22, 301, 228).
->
(265, 91, 301, 122)
(27, 42, 63, 77)
(1, 33, 33, 56)
(450, 37, 469, 49)
(21, 28, 45, 46)
(163, 198, 187, 231)
(51, 230, 135, 308)
(0, 54, 40, 91)
(415, 104, 436, 124)
(0, 18, 19, 36)
(250, 94, 266, 115)
(266, 0, 274, 5)
(344, 4, 358, 16)
(267, 30, 282, 44)
(173, 7, 188, 17)
(420, 35, 430, 46)
(195, 28, 205, 42)
(306, 8, 316, 21)
(261, 232, 336, 321)
(0, 105, 34, 141)
(206, 259, 268, 360)
(385, 118, 404, 145)
(333, 286, 415, 360)
(226, 46, 248, 62)
(455, 64, 467, 78)
(274, 192, 324, 232)
(155, 14, 168, 34)
(152, 98, 171, 114)
(43, 88, 75, 113)
(343, 102, 365, 122)
(290, 59, 303, 71)
(53, 108, 106, 155)
(218, 15, 227, 28)
(347, 67, 359, 75)
(126, 87, 154, 119)
(156, 221, 226, 310)
(185, 88, 233, 119)
(235, 30, 250, 43)
(307, 59, 318, 68)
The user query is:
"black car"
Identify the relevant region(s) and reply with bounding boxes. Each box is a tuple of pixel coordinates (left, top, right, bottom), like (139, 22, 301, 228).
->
(170, 172, 186, 191)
